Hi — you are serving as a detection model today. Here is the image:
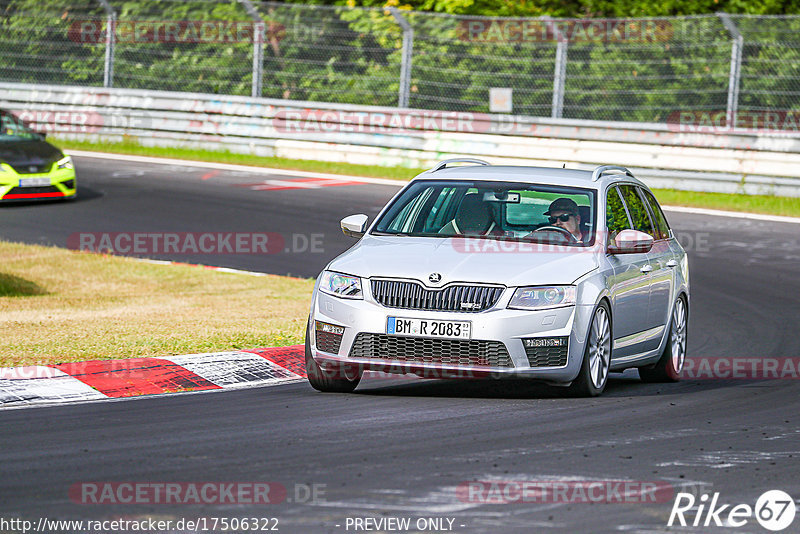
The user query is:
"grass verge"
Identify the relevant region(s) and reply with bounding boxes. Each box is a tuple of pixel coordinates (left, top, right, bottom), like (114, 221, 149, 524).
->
(0, 240, 313, 367)
(648, 188, 800, 217)
(57, 137, 800, 218)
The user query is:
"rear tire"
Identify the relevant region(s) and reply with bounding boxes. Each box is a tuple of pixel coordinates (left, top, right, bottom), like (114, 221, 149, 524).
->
(639, 296, 687, 383)
(305, 319, 361, 393)
(569, 302, 612, 397)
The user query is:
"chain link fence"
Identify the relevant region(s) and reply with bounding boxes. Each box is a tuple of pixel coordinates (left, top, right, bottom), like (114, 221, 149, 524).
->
(1, 0, 799, 124)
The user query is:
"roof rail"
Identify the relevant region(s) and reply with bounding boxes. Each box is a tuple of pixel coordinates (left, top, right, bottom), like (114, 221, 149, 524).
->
(591, 165, 634, 182)
(429, 158, 490, 172)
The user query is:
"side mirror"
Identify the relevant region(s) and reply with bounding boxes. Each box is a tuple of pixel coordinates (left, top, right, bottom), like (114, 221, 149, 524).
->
(341, 214, 368, 239)
(37, 132, 47, 140)
(608, 229, 653, 254)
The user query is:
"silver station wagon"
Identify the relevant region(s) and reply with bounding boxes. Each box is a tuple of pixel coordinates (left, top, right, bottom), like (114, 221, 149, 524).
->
(306, 159, 689, 396)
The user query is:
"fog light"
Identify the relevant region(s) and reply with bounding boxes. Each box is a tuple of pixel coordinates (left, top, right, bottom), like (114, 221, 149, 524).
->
(316, 321, 345, 335)
(314, 321, 345, 354)
(522, 336, 569, 368)
(523, 337, 567, 348)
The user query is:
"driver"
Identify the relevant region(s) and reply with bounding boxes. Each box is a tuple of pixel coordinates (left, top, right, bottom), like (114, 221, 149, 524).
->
(542, 198, 585, 241)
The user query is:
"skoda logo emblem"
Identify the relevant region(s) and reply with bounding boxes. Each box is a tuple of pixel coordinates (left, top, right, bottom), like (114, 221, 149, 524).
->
(428, 273, 442, 284)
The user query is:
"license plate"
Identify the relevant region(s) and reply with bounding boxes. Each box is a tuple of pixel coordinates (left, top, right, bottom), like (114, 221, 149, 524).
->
(19, 178, 50, 187)
(387, 317, 471, 339)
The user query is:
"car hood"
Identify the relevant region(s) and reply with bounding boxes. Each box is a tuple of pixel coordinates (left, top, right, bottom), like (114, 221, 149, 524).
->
(0, 140, 62, 172)
(328, 236, 600, 287)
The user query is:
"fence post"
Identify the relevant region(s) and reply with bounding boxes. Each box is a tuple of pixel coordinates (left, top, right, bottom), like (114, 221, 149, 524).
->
(239, 0, 264, 98)
(545, 17, 568, 119)
(718, 12, 743, 128)
(389, 8, 413, 109)
(96, 0, 115, 88)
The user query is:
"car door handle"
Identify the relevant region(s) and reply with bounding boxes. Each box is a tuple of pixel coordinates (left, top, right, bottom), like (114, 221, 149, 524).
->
(640, 264, 653, 274)
(666, 260, 678, 268)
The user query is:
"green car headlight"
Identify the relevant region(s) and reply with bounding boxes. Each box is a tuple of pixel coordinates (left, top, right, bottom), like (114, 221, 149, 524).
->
(319, 271, 363, 299)
(508, 286, 576, 310)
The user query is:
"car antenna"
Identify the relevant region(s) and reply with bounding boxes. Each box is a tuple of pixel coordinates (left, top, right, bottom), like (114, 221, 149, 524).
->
(562, 163, 566, 168)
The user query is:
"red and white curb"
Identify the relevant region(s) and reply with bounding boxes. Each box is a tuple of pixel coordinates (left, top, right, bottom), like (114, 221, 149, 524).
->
(0, 346, 307, 409)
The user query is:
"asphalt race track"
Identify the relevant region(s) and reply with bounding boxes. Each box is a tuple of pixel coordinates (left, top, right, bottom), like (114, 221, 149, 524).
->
(1, 155, 799, 533)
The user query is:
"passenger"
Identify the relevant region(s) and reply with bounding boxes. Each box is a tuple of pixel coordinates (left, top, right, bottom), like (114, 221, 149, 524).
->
(439, 193, 497, 236)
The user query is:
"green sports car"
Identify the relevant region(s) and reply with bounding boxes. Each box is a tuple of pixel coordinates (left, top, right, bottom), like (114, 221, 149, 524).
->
(0, 109, 77, 202)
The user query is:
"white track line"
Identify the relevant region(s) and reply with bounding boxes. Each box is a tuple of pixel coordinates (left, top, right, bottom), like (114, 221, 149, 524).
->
(68, 150, 800, 224)
(66, 149, 403, 186)
(133, 258, 272, 277)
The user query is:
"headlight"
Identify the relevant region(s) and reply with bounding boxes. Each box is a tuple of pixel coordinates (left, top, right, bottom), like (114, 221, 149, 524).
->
(56, 156, 73, 170)
(508, 285, 576, 310)
(319, 271, 363, 299)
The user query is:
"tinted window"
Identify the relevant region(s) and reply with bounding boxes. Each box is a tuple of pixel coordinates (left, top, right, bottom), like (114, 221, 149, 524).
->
(0, 111, 39, 141)
(618, 185, 655, 237)
(606, 186, 631, 241)
(639, 188, 671, 240)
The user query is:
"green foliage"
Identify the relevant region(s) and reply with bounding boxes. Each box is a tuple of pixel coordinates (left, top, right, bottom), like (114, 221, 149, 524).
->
(320, 0, 800, 16)
(1, 1, 798, 122)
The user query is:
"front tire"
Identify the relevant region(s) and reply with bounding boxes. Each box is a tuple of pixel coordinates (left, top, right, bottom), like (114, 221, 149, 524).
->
(639, 296, 687, 383)
(569, 302, 612, 397)
(305, 319, 361, 393)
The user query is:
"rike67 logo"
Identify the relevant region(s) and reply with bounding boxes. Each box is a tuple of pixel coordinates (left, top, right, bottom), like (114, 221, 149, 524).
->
(669, 490, 796, 531)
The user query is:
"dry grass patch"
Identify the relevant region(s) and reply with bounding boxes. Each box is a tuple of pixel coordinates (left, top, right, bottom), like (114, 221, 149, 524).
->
(0, 241, 313, 367)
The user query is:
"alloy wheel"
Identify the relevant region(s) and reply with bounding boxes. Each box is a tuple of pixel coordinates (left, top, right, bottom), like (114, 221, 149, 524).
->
(589, 306, 611, 389)
(670, 298, 687, 373)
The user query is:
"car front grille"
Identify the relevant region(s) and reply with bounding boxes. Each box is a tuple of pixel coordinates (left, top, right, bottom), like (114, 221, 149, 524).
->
(315, 330, 343, 354)
(371, 279, 504, 313)
(10, 163, 52, 174)
(349, 333, 514, 368)
(523, 339, 569, 367)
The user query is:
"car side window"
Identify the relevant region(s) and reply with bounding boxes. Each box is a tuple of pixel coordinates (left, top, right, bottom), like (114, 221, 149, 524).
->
(639, 188, 671, 240)
(618, 184, 655, 238)
(386, 187, 433, 233)
(422, 187, 462, 233)
(606, 186, 631, 244)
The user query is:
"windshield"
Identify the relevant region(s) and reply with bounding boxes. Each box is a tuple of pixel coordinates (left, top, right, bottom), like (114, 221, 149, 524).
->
(0, 111, 40, 142)
(373, 180, 597, 246)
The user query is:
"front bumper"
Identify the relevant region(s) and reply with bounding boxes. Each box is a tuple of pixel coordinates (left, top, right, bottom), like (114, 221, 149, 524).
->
(310, 286, 596, 383)
(0, 164, 77, 201)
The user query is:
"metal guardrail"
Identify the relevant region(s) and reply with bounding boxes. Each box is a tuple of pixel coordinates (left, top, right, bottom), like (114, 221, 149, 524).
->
(2, 82, 800, 197)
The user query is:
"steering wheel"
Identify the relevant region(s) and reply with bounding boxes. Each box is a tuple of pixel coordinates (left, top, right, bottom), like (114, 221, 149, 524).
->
(528, 225, 578, 242)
